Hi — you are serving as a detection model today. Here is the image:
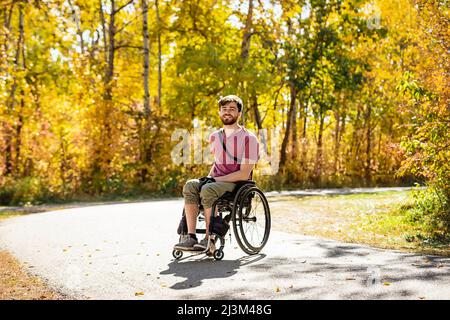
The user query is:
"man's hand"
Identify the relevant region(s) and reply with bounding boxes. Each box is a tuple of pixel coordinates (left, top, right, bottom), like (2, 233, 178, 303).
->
(213, 162, 254, 183)
(198, 176, 216, 190)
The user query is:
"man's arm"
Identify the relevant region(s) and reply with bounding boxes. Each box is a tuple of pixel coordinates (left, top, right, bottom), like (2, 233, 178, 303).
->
(208, 164, 215, 177)
(214, 161, 254, 182)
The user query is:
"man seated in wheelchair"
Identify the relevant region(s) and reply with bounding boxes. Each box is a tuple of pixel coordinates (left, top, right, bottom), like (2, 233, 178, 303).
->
(174, 95, 259, 251)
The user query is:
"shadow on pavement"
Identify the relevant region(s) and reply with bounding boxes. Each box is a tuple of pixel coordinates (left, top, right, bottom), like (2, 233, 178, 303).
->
(160, 253, 266, 290)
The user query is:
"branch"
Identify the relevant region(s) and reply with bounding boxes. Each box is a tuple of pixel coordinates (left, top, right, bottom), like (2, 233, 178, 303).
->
(115, 44, 144, 50)
(114, 0, 134, 14)
(115, 12, 141, 34)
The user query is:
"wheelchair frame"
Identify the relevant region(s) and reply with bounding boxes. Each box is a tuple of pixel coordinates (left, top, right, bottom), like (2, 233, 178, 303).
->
(172, 180, 271, 261)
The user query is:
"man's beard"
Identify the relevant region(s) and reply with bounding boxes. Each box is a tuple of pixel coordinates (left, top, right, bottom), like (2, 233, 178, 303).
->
(220, 114, 238, 125)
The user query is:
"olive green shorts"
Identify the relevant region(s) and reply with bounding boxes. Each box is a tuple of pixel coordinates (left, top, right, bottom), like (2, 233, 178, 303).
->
(182, 179, 236, 209)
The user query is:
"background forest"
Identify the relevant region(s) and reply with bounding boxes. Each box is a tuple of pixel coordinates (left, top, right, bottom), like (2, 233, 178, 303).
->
(0, 0, 448, 238)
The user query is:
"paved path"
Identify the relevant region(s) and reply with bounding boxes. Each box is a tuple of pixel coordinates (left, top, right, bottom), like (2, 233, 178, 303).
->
(0, 195, 449, 300)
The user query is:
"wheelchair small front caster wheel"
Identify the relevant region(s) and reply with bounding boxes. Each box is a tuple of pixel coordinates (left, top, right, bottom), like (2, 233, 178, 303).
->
(172, 250, 183, 259)
(213, 249, 224, 261)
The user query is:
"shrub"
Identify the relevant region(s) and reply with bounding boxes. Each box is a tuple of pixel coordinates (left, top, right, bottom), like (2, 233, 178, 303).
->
(0, 177, 54, 206)
(406, 184, 450, 240)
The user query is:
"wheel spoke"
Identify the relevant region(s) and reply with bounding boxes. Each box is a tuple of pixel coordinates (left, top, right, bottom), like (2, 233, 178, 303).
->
(233, 187, 270, 254)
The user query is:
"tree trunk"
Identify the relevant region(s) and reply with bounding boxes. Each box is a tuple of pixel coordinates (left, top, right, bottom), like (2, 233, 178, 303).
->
(291, 90, 298, 160)
(349, 104, 362, 176)
(140, 0, 152, 182)
(300, 99, 308, 170)
(0, 1, 15, 74)
(240, 0, 254, 61)
(333, 109, 340, 174)
(99, 0, 108, 64)
(279, 83, 296, 169)
(365, 103, 372, 186)
(142, 0, 150, 117)
(338, 110, 346, 174)
(313, 105, 325, 185)
(251, 93, 262, 130)
(237, 0, 254, 124)
(5, 3, 24, 175)
(68, 0, 85, 54)
(105, 0, 115, 101)
(155, 0, 162, 109)
(1, 2, 16, 175)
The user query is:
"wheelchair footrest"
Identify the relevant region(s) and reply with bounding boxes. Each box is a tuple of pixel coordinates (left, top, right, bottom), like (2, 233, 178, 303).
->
(211, 216, 229, 237)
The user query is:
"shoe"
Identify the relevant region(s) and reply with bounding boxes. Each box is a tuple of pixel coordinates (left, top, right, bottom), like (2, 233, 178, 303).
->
(194, 238, 216, 252)
(193, 238, 209, 250)
(174, 236, 200, 251)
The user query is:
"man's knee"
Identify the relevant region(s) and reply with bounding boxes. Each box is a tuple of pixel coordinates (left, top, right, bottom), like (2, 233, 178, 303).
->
(200, 183, 223, 208)
(183, 179, 200, 204)
(183, 179, 199, 193)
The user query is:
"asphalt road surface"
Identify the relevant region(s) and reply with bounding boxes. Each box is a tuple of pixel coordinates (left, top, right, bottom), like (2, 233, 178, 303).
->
(0, 191, 449, 300)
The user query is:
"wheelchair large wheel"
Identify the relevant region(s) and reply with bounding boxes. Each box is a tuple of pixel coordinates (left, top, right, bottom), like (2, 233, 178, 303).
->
(232, 187, 271, 255)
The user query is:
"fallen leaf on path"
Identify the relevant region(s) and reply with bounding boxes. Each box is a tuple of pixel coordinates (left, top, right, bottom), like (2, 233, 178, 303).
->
(383, 282, 391, 286)
(275, 287, 280, 293)
(345, 278, 356, 281)
(135, 292, 144, 296)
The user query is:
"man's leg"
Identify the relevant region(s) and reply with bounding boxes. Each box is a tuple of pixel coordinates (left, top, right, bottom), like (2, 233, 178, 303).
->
(195, 182, 235, 249)
(203, 207, 215, 238)
(185, 203, 199, 234)
(174, 179, 201, 250)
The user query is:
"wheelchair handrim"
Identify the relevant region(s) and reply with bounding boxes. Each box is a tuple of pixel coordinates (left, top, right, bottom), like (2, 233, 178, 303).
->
(236, 187, 271, 253)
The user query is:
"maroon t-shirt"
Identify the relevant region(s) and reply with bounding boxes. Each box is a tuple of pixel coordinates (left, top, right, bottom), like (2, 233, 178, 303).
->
(209, 126, 259, 178)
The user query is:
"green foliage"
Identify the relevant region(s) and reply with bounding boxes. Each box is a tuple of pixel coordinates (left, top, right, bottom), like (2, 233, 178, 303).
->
(0, 177, 55, 206)
(405, 185, 450, 241)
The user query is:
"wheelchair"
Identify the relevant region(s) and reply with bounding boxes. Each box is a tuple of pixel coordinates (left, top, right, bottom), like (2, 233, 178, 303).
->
(172, 180, 271, 261)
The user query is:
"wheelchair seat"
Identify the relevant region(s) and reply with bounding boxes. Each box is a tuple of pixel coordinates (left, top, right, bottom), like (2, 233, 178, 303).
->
(220, 180, 256, 201)
(198, 180, 255, 209)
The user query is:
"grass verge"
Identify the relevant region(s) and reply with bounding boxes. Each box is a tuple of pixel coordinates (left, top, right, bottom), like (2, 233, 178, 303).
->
(269, 190, 450, 256)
